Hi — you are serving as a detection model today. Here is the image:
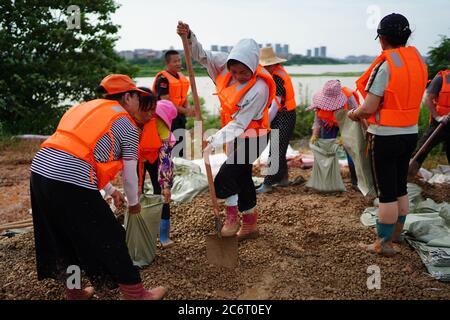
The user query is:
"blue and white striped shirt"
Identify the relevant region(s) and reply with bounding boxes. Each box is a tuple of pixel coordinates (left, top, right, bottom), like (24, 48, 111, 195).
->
(31, 116, 139, 190)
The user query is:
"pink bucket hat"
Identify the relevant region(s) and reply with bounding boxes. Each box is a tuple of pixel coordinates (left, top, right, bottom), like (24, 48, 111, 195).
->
(307, 80, 347, 111)
(156, 99, 177, 129)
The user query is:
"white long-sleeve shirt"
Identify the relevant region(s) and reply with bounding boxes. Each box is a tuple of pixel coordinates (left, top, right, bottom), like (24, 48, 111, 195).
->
(189, 33, 270, 147)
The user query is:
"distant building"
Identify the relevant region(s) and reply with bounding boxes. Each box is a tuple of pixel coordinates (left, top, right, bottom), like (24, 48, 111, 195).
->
(306, 49, 312, 57)
(275, 43, 282, 55)
(314, 47, 320, 57)
(320, 46, 327, 58)
(258, 43, 263, 49)
(220, 46, 230, 53)
(266, 43, 272, 48)
(118, 50, 135, 60)
(283, 44, 289, 55)
(211, 45, 219, 51)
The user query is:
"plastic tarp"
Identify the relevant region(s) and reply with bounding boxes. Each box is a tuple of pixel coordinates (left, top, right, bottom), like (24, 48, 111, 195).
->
(125, 194, 163, 268)
(306, 139, 346, 192)
(144, 157, 208, 203)
(335, 109, 376, 196)
(359, 183, 450, 282)
(418, 165, 450, 184)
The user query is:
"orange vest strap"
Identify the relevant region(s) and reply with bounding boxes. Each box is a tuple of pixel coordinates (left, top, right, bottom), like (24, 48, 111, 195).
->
(272, 65, 297, 111)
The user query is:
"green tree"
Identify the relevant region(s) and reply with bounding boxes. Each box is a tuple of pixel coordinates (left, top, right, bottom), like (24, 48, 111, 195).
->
(0, 0, 138, 134)
(427, 35, 450, 79)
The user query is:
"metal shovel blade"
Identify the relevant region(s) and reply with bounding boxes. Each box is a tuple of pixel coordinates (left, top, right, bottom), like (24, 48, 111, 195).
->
(206, 234, 238, 268)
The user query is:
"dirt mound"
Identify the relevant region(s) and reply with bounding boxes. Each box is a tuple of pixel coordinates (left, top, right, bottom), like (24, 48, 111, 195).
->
(1, 141, 450, 300)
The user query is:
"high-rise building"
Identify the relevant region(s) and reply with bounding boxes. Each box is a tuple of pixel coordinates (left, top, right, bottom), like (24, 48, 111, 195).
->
(220, 46, 229, 53)
(283, 44, 289, 55)
(314, 47, 320, 57)
(211, 45, 219, 51)
(306, 49, 312, 57)
(275, 43, 282, 55)
(320, 46, 327, 57)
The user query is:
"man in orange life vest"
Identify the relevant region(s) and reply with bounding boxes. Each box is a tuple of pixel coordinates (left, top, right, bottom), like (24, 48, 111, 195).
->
(153, 50, 194, 157)
(409, 57, 450, 174)
(348, 13, 428, 256)
(177, 21, 275, 240)
(30, 74, 167, 299)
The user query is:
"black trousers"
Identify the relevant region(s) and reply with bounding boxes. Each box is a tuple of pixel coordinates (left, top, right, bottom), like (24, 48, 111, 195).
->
(412, 119, 450, 166)
(142, 160, 170, 220)
(369, 134, 417, 203)
(264, 109, 296, 185)
(30, 173, 141, 289)
(214, 135, 269, 212)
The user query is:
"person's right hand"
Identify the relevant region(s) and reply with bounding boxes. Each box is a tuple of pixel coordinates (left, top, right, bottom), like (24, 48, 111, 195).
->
(177, 21, 190, 37)
(310, 135, 319, 145)
(111, 190, 125, 210)
(128, 203, 141, 215)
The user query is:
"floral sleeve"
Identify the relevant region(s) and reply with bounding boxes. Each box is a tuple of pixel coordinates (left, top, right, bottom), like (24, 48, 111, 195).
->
(158, 140, 174, 189)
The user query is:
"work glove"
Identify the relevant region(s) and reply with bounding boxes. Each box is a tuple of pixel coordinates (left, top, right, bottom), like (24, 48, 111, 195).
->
(309, 134, 319, 145)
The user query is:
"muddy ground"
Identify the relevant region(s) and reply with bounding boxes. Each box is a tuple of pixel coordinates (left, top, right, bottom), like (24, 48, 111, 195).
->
(1, 139, 450, 300)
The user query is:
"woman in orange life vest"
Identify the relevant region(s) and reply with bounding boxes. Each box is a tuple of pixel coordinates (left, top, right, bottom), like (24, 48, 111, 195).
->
(177, 21, 275, 240)
(308, 80, 360, 188)
(137, 87, 177, 249)
(348, 13, 428, 256)
(256, 47, 298, 193)
(409, 59, 450, 175)
(30, 75, 167, 300)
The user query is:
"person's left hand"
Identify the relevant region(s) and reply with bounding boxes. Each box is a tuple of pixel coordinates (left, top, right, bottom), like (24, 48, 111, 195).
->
(348, 109, 359, 121)
(162, 188, 171, 203)
(111, 190, 125, 210)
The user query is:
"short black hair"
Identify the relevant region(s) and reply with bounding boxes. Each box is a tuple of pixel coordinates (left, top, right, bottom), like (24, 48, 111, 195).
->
(137, 87, 156, 112)
(164, 50, 180, 63)
(380, 32, 411, 47)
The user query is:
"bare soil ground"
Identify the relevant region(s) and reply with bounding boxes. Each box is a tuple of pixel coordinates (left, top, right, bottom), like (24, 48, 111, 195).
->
(1, 140, 450, 300)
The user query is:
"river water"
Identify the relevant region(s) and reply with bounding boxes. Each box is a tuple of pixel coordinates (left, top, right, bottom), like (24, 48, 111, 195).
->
(136, 64, 371, 115)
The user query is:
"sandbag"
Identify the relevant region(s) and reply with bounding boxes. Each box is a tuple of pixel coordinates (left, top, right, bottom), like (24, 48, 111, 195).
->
(125, 194, 163, 268)
(335, 109, 375, 196)
(306, 139, 346, 192)
(144, 157, 208, 203)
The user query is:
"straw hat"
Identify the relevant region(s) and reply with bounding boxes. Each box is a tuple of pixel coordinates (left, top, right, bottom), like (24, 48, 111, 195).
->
(307, 80, 347, 111)
(259, 47, 287, 66)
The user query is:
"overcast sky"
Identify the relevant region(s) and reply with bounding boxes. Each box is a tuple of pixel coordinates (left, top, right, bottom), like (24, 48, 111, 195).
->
(112, 0, 450, 58)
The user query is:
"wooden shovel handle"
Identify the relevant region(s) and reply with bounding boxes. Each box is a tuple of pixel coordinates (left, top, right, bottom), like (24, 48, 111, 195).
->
(203, 147, 220, 218)
(180, 34, 203, 122)
(410, 122, 445, 164)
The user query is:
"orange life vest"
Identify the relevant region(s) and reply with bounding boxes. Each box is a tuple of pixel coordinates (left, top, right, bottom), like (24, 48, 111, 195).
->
(152, 70, 190, 107)
(216, 65, 276, 138)
(316, 87, 360, 128)
(436, 69, 450, 116)
(41, 99, 136, 190)
(138, 117, 163, 190)
(356, 46, 428, 127)
(272, 65, 297, 111)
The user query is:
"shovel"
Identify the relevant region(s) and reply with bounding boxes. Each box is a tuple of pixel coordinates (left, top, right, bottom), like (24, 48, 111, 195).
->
(179, 27, 238, 268)
(408, 122, 445, 177)
(203, 146, 238, 268)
